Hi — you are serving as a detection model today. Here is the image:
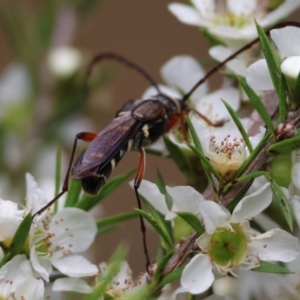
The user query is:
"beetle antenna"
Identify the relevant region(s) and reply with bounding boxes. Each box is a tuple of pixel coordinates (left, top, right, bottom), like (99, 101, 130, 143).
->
(86, 52, 161, 94)
(182, 21, 300, 102)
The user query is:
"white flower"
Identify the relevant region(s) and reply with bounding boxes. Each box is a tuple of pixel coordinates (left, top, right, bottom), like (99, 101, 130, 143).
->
(0, 255, 44, 300)
(247, 26, 300, 91)
(143, 55, 208, 103)
(47, 47, 82, 79)
(168, 0, 300, 49)
(180, 182, 300, 295)
(209, 45, 248, 76)
(96, 261, 147, 299)
(232, 250, 300, 300)
(191, 115, 265, 181)
(52, 278, 93, 294)
(133, 180, 205, 221)
(0, 199, 24, 247)
(26, 174, 99, 282)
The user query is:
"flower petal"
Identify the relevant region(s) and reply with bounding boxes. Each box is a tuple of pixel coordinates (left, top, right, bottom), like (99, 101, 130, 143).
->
(142, 84, 180, 100)
(199, 201, 230, 234)
(194, 87, 240, 124)
(231, 182, 271, 222)
(52, 278, 93, 293)
(131, 180, 170, 216)
(0, 199, 23, 241)
(249, 228, 300, 262)
(166, 185, 204, 218)
(26, 173, 49, 215)
(260, 1, 300, 32)
(15, 277, 45, 300)
(227, 0, 256, 15)
(51, 255, 99, 277)
(271, 26, 300, 57)
(49, 207, 97, 253)
(246, 59, 274, 91)
(30, 247, 52, 282)
(181, 253, 214, 294)
(161, 55, 207, 99)
(168, 3, 205, 27)
(209, 46, 246, 76)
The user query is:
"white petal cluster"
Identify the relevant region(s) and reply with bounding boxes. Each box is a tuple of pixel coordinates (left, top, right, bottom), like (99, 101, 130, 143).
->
(180, 183, 300, 294)
(168, 0, 300, 49)
(0, 173, 99, 298)
(247, 26, 300, 91)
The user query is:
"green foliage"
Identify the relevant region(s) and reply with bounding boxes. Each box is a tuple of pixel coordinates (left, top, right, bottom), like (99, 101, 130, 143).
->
(9, 212, 32, 258)
(256, 22, 287, 122)
(269, 178, 294, 231)
(253, 261, 293, 274)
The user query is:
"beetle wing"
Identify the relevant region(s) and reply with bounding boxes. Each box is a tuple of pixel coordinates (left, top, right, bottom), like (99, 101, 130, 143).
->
(71, 112, 141, 178)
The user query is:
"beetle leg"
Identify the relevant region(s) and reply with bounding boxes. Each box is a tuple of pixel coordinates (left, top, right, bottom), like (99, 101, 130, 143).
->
(133, 147, 151, 272)
(32, 132, 97, 219)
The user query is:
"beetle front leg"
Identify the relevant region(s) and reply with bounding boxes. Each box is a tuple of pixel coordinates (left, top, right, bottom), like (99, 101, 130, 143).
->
(32, 132, 97, 219)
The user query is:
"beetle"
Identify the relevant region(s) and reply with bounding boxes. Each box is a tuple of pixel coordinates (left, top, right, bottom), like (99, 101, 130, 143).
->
(33, 21, 296, 268)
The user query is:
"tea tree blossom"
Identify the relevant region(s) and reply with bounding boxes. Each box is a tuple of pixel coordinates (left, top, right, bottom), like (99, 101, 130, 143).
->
(0, 173, 99, 297)
(168, 0, 300, 49)
(247, 26, 300, 91)
(180, 183, 300, 295)
(134, 179, 205, 222)
(190, 116, 265, 181)
(26, 174, 99, 281)
(0, 255, 44, 300)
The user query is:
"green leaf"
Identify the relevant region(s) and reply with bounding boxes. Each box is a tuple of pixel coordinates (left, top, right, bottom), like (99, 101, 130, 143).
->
(85, 246, 127, 300)
(163, 137, 193, 178)
(186, 116, 219, 187)
(226, 180, 253, 213)
(9, 212, 32, 258)
(253, 261, 293, 274)
(76, 169, 135, 211)
(222, 99, 253, 152)
(96, 212, 139, 231)
(142, 194, 174, 244)
(268, 136, 300, 154)
(176, 212, 204, 235)
(223, 171, 266, 193)
(269, 178, 293, 231)
(156, 170, 167, 196)
(65, 179, 82, 207)
(156, 170, 172, 210)
(36, 0, 57, 50)
(136, 208, 173, 251)
(188, 144, 220, 180)
(236, 133, 272, 177)
(154, 251, 174, 282)
(256, 22, 287, 122)
(159, 266, 184, 287)
(0, 252, 11, 268)
(237, 77, 274, 134)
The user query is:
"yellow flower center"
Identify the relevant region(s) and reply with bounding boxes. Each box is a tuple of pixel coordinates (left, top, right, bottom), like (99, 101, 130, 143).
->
(207, 134, 246, 181)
